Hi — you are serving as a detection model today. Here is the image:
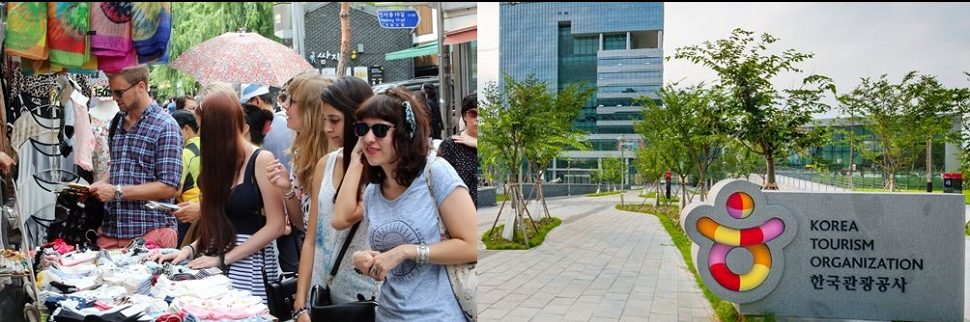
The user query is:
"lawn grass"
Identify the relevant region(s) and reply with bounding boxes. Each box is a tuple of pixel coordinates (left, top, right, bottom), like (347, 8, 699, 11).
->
(615, 204, 741, 322)
(638, 191, 680, 202)
(853, 188, 970, 205)
(481, 217, 562, 250)
(496, 193, 508, 202)
(586, 190, 626, 197)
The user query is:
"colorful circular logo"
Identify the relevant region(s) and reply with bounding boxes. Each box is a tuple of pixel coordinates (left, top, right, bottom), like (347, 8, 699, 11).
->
(726, 192, 754, 219)
(683, 180, 796, 303)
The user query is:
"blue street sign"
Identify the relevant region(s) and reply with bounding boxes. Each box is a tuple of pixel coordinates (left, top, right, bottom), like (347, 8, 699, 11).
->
(377, 9, 420, 29)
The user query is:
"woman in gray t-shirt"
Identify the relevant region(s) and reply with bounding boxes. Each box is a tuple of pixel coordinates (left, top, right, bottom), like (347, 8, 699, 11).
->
(335, 88, 477, 321)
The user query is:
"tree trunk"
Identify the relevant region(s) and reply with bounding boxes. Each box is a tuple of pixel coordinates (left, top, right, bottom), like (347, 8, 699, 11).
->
(680, 175, 689, 209)
(536, 170, 552, 220)
(926, 138, 932, 192)
(848, 142, 854, 189)
(654, 179, 661, 207)
(698, 164, 707, 201)
(336, 2, 351, 77)
(764, 153, 779, 190)
(487, 181, 511, 240)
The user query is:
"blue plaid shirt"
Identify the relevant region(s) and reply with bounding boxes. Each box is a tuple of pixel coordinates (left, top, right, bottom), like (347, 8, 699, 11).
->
(102, 102, 183, 238)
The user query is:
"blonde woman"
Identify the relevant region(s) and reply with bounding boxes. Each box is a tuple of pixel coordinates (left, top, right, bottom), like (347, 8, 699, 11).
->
(267, 74, 334, 232)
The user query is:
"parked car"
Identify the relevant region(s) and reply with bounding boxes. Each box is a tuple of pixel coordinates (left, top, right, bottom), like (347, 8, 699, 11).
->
(372, 76, 439, 94)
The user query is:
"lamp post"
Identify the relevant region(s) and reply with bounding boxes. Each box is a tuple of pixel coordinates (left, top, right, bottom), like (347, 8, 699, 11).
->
(617, 135, 626, 191)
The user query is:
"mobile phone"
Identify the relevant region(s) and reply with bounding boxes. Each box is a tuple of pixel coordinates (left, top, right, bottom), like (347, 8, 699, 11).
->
(146, 201, 180, 212)
(65, 182, 90, 192)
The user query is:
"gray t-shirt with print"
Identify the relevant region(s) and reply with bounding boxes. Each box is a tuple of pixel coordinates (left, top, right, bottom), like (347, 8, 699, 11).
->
(363, 157, 467, 321)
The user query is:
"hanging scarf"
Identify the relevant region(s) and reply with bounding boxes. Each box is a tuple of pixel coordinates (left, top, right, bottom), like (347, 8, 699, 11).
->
(4, 2, 49, 60)
(131, 2, 171, 64)
(90, 2, 133, 57)
(47, 2, 90, 67)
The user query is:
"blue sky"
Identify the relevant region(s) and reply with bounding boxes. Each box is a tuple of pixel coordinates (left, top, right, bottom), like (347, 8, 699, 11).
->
(479, 3, 970, 117)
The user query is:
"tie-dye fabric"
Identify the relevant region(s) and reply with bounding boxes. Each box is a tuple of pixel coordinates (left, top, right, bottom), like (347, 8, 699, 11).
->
(47, 2, 90, 67)
(90, 2, 133, 57)
(4, 2, 48, 60)
(131, 2, 171, 64)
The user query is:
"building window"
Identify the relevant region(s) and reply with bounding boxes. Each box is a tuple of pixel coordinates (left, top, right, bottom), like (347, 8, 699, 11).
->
(603, 33, 627, 50)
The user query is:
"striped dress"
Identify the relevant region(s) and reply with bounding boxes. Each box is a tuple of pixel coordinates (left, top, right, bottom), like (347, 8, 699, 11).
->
(227, 235, 280, 304)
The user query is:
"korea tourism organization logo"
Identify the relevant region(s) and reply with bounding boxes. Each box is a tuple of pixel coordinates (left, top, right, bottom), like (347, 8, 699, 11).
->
(682, 180, 797, 303)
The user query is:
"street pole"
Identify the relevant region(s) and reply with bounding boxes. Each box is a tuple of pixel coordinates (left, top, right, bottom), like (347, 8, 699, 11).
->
(436, 2, 453, 138)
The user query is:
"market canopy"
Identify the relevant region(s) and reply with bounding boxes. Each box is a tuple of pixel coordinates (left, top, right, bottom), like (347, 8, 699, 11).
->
(385, 41, 438, 61)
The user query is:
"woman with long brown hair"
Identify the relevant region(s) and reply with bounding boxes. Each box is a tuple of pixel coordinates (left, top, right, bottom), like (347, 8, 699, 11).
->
(154, 91, 287, 305)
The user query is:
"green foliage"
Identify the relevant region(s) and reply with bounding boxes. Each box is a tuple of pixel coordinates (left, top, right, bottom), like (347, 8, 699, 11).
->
(593, 157, 624, 185)
(151, 3, 277, 98)
(587, 190, 625, 197)
(634, 83, 728, 198)
(481, 217, 562, 250)
(639, 192, 679, 202)
(672, 28, 833, 189)
(496, 193, 508, 202)
(839, 72, 969, 191)
(616, 204, 739, 322)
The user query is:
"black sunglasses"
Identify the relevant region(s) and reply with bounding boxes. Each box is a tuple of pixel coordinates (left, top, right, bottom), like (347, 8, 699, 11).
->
(110, 81, 141, 98)
(354, 123, 395, 138)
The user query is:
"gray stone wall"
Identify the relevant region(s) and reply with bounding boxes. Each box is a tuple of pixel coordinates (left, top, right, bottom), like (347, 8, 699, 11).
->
(305, 3, 414, 82)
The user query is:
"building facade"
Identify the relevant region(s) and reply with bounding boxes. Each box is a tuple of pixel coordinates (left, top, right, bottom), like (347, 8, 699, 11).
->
(500, 2, 664, 184)
(304, 3, 414, 84)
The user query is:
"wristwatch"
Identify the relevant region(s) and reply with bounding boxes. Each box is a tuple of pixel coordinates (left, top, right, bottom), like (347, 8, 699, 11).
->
(114, 184, 124, 201)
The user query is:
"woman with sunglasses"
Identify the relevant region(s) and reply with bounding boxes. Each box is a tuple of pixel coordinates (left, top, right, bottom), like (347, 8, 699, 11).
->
(339, 88, 477, 320)
(437, 91, 478, 206)
(291, 77, 376, 322)
(153, 91, 287, 305)
(266, 74, 334, 234)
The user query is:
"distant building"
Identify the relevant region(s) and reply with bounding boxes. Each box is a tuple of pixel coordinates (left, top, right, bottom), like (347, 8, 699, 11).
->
(500, 2, 664, 184)
(303, 2, 414, 84)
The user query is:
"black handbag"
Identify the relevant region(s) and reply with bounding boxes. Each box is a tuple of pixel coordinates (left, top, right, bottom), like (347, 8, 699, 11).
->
(309, 222, 378, 322)
(264, 258, 299, 320)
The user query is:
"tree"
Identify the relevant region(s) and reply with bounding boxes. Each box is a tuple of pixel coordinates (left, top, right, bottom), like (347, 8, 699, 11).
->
(480, 75, 556, 243)
(634, 145, 665, 206)
(151, 3, 276, 98)
(673, 28, 833, 190)
(336, 2, 351, 77)
(522, 82, 594, 219)
(635, 83, 727, 203)
(839, 72, 967, 191)
(596, 157, 624, 190)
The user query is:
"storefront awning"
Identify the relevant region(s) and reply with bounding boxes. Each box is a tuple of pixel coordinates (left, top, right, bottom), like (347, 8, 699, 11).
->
(385, 41, 439, 61)
(444, 27, 477, 45)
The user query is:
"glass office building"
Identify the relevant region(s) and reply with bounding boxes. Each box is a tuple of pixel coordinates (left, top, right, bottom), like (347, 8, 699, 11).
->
(500, 2, 664, 184)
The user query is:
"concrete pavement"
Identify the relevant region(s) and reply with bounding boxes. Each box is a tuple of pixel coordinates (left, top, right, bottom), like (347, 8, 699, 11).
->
(476, 192, 715, 321)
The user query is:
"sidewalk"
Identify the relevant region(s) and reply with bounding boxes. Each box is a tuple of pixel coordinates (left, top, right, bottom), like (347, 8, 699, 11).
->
(476, 192, 714, 321)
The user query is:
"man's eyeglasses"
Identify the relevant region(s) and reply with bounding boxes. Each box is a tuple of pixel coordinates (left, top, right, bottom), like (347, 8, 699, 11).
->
(354, 123, 395, 138)
(110, 82, 141, 98)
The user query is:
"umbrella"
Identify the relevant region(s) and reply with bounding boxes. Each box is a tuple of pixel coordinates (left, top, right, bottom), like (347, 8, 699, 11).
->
(171, 31, 314, 87)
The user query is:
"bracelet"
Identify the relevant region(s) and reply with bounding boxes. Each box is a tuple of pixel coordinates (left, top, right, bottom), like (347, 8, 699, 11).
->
(183, 245, 195, 258)
(292, 307, 309, 320)
(282, 186, 296, 200)
(416, 244, 430, 265)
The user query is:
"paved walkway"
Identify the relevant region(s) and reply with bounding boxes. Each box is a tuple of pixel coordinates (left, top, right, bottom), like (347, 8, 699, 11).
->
(476, 192, 714, 321)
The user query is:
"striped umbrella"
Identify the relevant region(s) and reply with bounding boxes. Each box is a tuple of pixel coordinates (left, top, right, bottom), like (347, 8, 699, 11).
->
(171, 31, 314, 87)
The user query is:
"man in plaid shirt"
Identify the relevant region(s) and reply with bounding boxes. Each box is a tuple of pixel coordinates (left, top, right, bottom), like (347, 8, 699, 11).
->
(89, 67, 183, 249)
